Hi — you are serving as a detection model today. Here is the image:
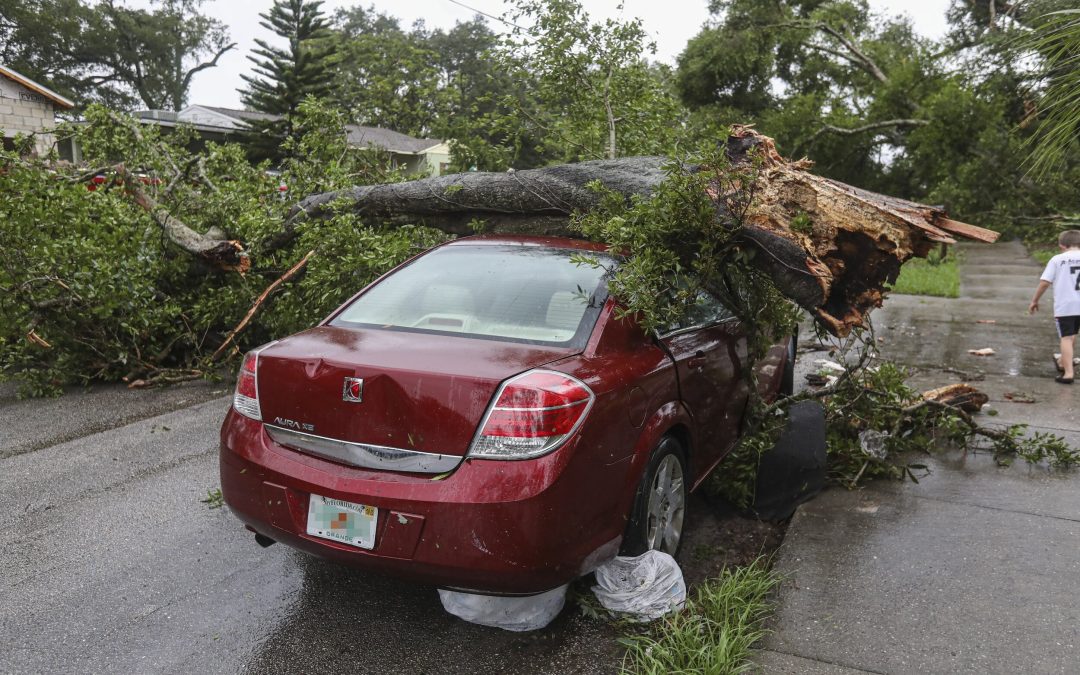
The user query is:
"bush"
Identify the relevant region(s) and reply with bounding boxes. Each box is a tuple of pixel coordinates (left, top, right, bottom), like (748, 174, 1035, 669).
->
(0, 100, 443, 396)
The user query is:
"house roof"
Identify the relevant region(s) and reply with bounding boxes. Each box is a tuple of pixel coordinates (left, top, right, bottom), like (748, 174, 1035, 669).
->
(0, 65, 75, 109)
(133, 105, 445, 154)
(199, 106, 280, 124)
(345, 125, 443, 154)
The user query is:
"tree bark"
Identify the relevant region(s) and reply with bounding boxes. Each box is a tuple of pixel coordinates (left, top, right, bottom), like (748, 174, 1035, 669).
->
(288, 126, 997, 336)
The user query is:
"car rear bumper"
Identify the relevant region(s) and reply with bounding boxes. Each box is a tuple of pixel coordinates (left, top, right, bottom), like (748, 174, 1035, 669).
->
(219, 409, 621, 595)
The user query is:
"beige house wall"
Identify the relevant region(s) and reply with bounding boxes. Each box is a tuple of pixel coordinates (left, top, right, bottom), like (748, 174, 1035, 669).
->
(391, 144, 452, 177)
(0, 76, 56, 156)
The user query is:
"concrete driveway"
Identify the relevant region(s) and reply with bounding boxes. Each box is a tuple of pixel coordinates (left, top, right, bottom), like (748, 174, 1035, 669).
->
(760, 241, 1080, 673)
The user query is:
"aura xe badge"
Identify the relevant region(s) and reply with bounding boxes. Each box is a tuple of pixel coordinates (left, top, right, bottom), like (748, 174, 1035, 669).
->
(343, 377, 364, 402)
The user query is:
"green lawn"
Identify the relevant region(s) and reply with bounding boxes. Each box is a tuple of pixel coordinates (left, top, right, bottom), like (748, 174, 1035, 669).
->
(888, 250, 961, 298)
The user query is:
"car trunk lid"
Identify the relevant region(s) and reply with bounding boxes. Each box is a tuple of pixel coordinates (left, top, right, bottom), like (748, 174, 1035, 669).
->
(256, 326, 577, 459)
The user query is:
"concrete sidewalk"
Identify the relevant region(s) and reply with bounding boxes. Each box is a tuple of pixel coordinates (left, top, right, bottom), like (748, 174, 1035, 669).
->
(760, 241, 1080, 673)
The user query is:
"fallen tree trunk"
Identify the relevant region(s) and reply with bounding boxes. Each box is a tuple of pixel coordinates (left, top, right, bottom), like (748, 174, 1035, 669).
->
(285, 126, 997, 336)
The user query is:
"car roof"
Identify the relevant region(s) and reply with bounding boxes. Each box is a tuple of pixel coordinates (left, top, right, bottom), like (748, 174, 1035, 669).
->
(444, 234, 611, 254)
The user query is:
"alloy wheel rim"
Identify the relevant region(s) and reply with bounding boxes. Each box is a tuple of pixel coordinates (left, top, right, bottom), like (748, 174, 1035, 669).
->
(645, 454, 685, 555)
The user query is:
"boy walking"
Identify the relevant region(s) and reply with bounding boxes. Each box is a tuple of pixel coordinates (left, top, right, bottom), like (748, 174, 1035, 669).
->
(1029, 230, 1080, 384)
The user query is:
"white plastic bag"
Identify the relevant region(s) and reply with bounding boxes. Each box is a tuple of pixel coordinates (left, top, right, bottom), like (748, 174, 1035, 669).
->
(591, 550, 686, 621)
(858, 429, 889, 459)
(438, 584, 568, 632)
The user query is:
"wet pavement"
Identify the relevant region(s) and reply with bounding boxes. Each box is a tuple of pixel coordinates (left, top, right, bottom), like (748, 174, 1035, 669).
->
(1, 376, 785, 674)
(0, 382, 621, 674)
(760, 240, 1080, 673)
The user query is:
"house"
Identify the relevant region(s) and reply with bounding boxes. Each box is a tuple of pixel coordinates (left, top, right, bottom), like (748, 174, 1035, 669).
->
(134, 105, 451, 177)
(0, 65, 74, 156)
(345, 124, 450, 177)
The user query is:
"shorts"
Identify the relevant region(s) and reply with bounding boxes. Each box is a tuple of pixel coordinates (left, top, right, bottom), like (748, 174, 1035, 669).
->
(1057, 316, 1080, 338)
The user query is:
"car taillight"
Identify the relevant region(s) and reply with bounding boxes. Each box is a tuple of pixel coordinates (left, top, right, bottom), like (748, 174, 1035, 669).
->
(468, 370, 594, 460)
(233, 351, 261, 420)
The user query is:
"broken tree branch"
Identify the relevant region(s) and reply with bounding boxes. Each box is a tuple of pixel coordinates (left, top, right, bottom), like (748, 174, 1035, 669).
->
(210, 250, 315, 362)
(112, 164, 249, 273)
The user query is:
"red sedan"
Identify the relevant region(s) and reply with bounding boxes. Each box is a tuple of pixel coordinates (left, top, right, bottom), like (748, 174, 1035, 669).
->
(219, 235, 793, 595)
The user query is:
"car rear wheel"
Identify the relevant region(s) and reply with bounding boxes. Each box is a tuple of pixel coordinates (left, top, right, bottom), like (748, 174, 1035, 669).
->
(621, 436, 687, 557)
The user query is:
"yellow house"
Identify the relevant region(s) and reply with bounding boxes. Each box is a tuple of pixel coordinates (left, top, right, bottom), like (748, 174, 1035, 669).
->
(345, 125, 451, 177)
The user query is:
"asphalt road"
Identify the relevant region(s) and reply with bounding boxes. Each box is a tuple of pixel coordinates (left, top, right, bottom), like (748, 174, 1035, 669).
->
(0, 381, 619, 674)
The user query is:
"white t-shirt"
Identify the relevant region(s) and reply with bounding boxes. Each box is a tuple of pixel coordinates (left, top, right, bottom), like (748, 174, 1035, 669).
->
(1040, 249, 1080, 317)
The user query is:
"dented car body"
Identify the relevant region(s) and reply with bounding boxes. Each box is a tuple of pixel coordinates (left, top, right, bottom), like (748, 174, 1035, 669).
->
(219, 235, 791, 594)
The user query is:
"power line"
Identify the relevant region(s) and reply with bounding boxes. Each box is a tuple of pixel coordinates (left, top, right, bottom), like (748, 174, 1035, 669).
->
(443, 0, 526, 30)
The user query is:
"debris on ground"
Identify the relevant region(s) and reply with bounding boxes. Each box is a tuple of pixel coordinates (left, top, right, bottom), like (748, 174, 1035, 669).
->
(942, 366, 986, 382)
(922, 383, 989, 413)
(1003, 392, 1037, 404)
(592, 550, 686, 622)
(967, 347, 996, 356)
(813, 359, 847, 373)
(975, 319, 997, 324)
(805, 373, 835, 387)
(438, 584, 568, 632)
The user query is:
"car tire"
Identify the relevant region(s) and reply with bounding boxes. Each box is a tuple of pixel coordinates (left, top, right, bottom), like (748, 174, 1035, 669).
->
(620, 436, 688, 557)
(780, 330, 797, 398)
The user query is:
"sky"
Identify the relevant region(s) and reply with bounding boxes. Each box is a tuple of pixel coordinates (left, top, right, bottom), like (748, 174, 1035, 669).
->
(133, 0, 954, 109)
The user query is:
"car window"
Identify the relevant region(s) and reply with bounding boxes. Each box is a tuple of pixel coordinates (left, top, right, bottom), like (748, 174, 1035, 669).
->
(331, 244, 612, 347)
(682, 290, 735, 326)
(660, 289, 736, 335)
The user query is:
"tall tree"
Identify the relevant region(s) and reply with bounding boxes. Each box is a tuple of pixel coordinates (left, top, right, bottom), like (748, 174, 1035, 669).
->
(0, 0, 234, 111)
(426, 17, 541, 171)
(496, 0, 683, 163)
(88, 0, 235, 110)
(240, 0, 334, 162)
(328, 7, 445, 137)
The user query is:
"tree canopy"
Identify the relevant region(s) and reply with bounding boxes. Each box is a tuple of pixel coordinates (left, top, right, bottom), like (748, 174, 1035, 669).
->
(0, 0, 234, 111)
(673, 0, 1080, 236)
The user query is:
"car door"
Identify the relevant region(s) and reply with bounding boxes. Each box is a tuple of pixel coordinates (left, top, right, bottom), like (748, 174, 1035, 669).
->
(660, 291, 750, 482)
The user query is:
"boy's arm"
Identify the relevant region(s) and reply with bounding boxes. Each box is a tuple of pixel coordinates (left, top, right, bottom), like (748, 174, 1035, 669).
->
(1029, 280, 1051, 314)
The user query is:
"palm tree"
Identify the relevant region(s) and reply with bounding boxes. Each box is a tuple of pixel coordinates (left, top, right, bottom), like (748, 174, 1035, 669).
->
(1026, 9, 1080, 176)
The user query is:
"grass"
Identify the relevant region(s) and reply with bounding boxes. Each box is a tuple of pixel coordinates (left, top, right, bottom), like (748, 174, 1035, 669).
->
(888, 248, 960, 298)
(201, 487, 224, 509)
(619, 558, 780, 674)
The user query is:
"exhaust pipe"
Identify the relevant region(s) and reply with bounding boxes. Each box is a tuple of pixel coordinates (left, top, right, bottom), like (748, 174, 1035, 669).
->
(254, 533, 277, 548)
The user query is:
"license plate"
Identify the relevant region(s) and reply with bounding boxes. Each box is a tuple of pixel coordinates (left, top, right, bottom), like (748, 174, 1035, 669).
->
(306, 494, 377, 550)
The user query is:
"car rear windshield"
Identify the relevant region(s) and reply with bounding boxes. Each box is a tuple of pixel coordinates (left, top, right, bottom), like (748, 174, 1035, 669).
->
(330, 244, 613, 347)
